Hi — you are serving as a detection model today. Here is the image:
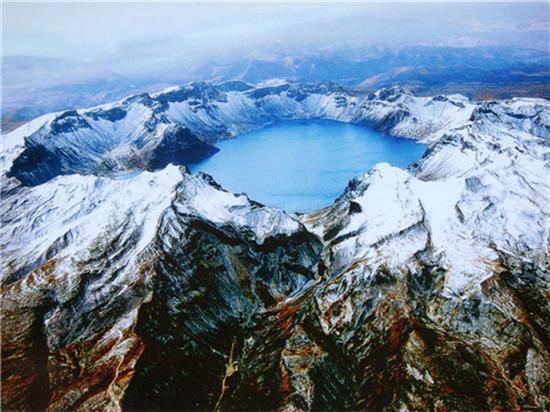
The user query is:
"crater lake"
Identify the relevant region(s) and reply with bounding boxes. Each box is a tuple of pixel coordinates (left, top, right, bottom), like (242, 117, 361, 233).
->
(190, 120, 426, 212)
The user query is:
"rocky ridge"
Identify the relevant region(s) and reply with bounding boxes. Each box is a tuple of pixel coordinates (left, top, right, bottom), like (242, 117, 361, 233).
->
(1, 81, 549, 410)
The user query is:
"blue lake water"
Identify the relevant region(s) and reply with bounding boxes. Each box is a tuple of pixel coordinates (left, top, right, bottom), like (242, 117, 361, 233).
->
(189, 120, 426, 212)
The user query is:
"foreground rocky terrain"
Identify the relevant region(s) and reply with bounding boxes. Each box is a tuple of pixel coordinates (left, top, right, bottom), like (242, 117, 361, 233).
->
(1, 81, 549, 410)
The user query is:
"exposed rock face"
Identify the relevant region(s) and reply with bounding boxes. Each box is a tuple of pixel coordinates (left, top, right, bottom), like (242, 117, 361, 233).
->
(124, 173, 322, 410)
(1, 167, 182, 410)
(1, 82, 548, 411)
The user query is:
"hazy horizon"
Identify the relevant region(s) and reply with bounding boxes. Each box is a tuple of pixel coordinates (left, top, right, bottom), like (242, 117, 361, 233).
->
(2, 1, 549, 131)
(4, 2, 549, 62)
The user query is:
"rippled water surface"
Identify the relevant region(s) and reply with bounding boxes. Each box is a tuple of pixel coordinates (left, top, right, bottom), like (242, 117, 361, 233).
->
(190, 120, 426, 212)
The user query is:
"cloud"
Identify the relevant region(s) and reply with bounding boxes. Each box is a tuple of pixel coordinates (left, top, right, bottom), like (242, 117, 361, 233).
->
(470, 19, 550, 33)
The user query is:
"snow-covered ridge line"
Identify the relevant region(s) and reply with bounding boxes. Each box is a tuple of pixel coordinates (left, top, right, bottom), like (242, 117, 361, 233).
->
(2, 80, 477, 187)
(3, 83, 548, 291)
(303, 95, 550, 296)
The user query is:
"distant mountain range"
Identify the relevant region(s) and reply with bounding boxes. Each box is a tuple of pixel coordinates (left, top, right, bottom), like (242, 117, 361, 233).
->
(2, 46, 548, 132)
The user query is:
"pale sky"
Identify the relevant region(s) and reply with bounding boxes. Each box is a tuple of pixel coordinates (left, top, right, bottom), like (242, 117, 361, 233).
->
(3, 2, 549, 62)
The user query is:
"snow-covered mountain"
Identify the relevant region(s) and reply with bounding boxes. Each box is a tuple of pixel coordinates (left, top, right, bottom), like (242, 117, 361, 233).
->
(1, 81, 549, 411)
(3, 80, 473, 186)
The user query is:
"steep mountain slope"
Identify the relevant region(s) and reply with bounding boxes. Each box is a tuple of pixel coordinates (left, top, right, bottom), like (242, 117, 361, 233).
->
(298, 98, 550, 410)
(1, 82, 548, 411)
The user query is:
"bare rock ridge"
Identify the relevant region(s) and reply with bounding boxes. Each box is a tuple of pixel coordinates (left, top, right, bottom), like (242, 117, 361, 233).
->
(1, 81, 549, 410)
